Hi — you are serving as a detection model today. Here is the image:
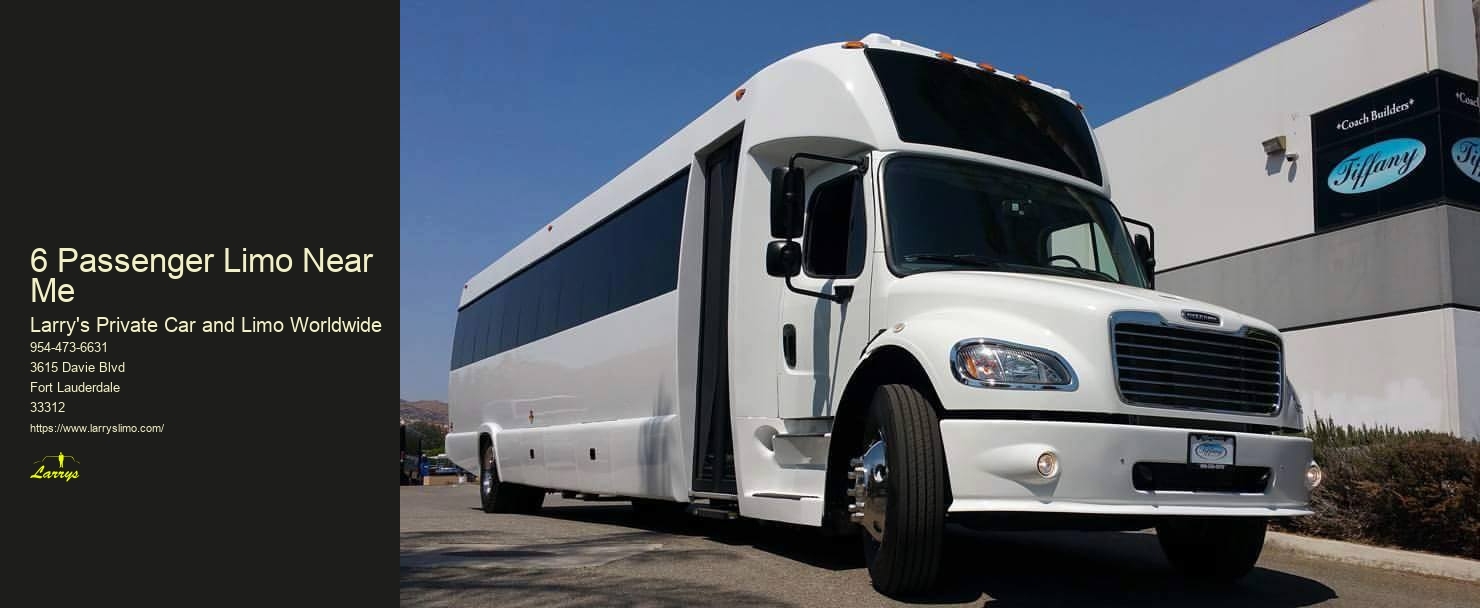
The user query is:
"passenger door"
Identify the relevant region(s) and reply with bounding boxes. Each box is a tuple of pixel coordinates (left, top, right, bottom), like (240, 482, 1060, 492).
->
(776, 162, 874, 418)
(693, 135, 741, 495)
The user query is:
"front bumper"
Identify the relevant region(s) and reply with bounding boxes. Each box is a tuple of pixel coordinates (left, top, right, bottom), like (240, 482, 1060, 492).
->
(939, 420, 1313, 517)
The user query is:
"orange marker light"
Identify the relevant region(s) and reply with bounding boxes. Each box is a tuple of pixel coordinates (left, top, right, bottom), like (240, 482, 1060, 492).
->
(734, 88, 746, 101)
(842, 41, 866, 49)
(976, 62, 996, 73)
(1014, 74, 1031, 83)
(1075, 103, 1085, 111)
(936, 52, 956, 61)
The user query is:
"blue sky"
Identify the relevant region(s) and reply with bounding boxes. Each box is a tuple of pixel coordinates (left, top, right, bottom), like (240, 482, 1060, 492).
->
(400, 0, 1363, 401)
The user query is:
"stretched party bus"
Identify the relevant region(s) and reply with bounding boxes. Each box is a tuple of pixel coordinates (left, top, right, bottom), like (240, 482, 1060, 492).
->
(447, 34, 1320, 595)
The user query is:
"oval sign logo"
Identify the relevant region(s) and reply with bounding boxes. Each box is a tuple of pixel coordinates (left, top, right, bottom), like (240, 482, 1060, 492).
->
(1327, 138, 1426, 194)
(1194, 443, 1228, 460)
(1453, 137, 1480, 183)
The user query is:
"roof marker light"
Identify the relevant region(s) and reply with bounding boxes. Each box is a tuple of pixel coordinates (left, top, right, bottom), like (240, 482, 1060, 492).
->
(976, 62, 996, 73)
(935, 51, 956, 61)
(1014, 74, 1031, 84)
(1075, 103, 1084, 111)
(842, 41, 866, 49)
(734, 88, 746, 101)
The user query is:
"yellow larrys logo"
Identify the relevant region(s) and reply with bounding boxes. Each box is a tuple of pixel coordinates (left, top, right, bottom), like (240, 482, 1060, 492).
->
(31, 452, 80, 482)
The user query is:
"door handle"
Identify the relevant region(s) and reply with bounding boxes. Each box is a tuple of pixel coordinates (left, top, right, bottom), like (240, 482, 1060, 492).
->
(782, 324, 796, 367)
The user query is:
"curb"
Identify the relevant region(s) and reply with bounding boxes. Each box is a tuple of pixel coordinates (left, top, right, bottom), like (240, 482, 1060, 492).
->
(1265, 531, 1480, 583)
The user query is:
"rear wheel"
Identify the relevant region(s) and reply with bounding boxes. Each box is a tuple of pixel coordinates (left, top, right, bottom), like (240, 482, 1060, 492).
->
(851, 384, 947, 596)
(1157, 517, 1267, 582)
(480, 442, 545, 514)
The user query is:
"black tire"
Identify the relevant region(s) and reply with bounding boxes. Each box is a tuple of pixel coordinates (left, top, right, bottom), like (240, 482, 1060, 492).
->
(1157, 517, 1267, 582)
(860, 384, 948, 596)
(518, 485, 546, 514)
(480, 442, 544, 514)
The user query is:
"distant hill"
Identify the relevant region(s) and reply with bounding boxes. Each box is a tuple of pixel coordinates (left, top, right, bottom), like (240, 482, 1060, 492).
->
(400, 399, 448, 426)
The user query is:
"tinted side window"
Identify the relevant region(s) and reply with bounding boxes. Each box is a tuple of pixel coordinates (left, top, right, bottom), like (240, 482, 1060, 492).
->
(536, 251, 563, 338)
(579, 222, 614, 323)
(556, 241, 585, 333)
(804, 174, 865, 278)
(468, 296, 487, 362)
(451, 168, 690, 370)
(498, 276, 520, 352)
(606, 208, 640, 312)
(451, 310, 469, 368)
(483, 291, 503, 358)
(516, 272, 539, 346)
(646, 177, 686, 294)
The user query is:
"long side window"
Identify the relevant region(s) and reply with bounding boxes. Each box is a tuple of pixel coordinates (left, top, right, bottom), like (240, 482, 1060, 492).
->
(451, 168, 689, 369)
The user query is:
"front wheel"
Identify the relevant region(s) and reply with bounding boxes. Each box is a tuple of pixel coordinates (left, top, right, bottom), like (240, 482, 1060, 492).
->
(1157, 517, 1267, 582)
(851, 384, 948, 596)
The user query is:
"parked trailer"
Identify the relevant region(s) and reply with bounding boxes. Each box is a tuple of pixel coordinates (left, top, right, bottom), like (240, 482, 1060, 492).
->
(446, 34, 1320, 594)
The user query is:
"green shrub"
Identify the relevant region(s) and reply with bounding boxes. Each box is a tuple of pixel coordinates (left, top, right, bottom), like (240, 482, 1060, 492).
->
(1274, 415, 1480, 559)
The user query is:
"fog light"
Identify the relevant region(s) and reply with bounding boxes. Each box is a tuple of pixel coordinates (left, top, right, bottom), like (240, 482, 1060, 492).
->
(1036, 451, 1059, 478)
(1305, 462, 1323, 489)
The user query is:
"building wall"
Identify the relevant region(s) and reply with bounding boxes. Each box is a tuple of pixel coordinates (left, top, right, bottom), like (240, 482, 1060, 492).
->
(1155, 205, 1479, 330)
(1096, 0, 1475, 269)
(1456, 307, 1480, 437)
(1282, 308, 1470, 435)
(1154, 205, 1478, 438)
(1437, 0, 1480, 75)
(1094, 0, 1479, 437)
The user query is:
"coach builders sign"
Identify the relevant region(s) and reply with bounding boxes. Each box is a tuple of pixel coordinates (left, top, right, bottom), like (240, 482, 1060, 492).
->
(1312, 70, 1478, 230)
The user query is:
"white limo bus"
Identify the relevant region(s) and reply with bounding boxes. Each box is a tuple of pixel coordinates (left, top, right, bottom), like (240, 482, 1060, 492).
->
(446, 34, 1320, 595)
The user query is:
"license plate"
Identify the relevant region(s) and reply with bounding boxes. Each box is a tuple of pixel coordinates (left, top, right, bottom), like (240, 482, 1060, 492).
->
(1188, 433, 1235, 469)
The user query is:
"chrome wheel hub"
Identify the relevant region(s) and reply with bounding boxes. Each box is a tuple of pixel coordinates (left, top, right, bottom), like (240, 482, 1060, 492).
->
(481, 451, 495, 496)
(849, 438, 888, 542)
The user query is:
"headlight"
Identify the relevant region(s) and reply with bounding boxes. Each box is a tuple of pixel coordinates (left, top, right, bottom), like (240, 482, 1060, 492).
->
(951, 339, 1077, 389)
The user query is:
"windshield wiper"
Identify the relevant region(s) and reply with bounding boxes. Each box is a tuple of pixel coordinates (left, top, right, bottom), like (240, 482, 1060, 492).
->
(1028, 265, 1119, 284)
(902, 253, 1004, 270)
(904, 254, 1121, 285)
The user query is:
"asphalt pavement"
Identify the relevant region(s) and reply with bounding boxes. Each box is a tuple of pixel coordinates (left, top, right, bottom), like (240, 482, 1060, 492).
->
(400, 484, 1479, 607)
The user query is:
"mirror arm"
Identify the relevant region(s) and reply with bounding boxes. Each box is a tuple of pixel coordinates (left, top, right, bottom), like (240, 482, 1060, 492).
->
(1122, 216, 1155, 252)
(789, 152, 867, 174)
(784, 275, 849, 303)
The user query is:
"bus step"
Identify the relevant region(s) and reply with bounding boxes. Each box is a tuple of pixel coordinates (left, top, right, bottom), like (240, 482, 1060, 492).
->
(690, 505, 739, 520)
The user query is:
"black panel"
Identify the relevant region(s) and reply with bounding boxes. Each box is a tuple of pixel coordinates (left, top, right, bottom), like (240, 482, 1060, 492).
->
(1131, 462, 1271, 493)
(865, 48, 1101, 184)
(1312, 70, 1479, 230)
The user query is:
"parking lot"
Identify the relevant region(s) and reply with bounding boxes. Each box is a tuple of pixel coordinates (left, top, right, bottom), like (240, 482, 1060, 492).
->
(401, 485, 1479, 607)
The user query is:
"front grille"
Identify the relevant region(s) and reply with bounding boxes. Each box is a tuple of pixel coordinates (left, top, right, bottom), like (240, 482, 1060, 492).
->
(1112, 320, 1281, 415)
(1132, 462, 1271, 493)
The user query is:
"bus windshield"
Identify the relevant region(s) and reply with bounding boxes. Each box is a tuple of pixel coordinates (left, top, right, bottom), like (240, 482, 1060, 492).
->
(865, 48, 1101, 185)
(882, 156, 1149, 289)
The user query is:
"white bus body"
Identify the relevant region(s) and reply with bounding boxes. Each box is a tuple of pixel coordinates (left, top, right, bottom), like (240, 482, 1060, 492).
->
(447, 34, 1317, 593)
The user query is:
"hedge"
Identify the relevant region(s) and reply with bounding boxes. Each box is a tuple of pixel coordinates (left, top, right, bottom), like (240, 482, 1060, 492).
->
(1272, 416, 1480, 559)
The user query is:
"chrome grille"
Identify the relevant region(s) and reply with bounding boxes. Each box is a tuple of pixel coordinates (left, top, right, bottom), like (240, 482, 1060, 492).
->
(1112, 317, 1281, 415)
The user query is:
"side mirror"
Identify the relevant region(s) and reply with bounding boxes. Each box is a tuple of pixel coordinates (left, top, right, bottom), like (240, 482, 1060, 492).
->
(1133, 234, 1156, 288)
(765, 240, 802, 277)
(769, 166, 805, 238)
